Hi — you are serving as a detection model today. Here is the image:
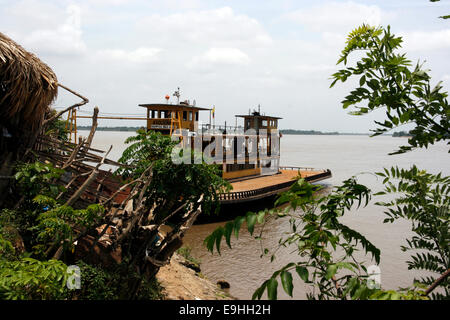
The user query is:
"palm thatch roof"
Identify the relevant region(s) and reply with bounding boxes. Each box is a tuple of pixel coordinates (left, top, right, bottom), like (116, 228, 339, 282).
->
(0, 32, 58, 131)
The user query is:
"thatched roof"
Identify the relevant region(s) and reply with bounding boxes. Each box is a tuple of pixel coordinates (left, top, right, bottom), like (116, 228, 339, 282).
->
(0, 32, 58, 131)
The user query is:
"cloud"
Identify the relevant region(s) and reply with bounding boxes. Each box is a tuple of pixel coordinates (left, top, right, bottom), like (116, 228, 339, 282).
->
(19, 5, 87, 56)
(201, 47, 249, 65)
(187, 47, 250, 71)
(284, 1, 386, 33)
(400, 29, 450, 52)
(96, 47, 162, 63)
(136, 7, 272, 47)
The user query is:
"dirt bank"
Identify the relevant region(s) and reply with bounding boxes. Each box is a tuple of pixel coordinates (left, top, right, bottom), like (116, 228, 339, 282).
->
(156, 253, 236, 300)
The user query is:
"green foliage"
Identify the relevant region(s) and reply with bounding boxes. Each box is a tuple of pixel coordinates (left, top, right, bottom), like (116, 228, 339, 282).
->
(330, 24, 449, 299)
(1, 162, 67, 255)
(206, 178, 383, 300)
(44, 115, 69, 141)
(116, 129, 177, 179)
(31, 204, 104, 258)
(14, 161, 65, 201)
(73, 260, 164, 300)
(2, 161, 105, 260)
(0, 234, 16, 261)
(375, 166, 449, 299)
(331, 24, 449, 154)
(116, 129, 230, 218)
(0, 253, 68, 300)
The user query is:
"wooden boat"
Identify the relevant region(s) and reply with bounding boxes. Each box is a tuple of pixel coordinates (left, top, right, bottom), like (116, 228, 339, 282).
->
(139, 92, 332, 205)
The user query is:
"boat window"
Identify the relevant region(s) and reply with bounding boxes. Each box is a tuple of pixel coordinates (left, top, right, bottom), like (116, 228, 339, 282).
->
(262, 120, 268, 127)
(165, 111, 170, 118)
(183, 111, 187, 121)
(189, 111, 193, 121)
(195, 112, 199, 121)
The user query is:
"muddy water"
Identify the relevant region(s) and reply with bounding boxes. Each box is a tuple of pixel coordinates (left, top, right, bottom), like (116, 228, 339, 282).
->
(82, 131, 449, 300)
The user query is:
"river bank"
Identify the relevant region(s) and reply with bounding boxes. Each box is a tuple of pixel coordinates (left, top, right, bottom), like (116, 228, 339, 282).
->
(156, 252, 235, 300)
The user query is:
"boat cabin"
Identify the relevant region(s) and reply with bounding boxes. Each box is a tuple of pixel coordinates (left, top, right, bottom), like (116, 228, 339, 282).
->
(141, 99, 282, 181)
(139, 102, 210, 135)
(235, 112, 281, 134)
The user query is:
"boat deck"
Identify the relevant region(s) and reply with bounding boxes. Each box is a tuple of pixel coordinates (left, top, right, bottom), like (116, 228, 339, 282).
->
(219, 168, 331, 204)
(229, 169, 321, 192)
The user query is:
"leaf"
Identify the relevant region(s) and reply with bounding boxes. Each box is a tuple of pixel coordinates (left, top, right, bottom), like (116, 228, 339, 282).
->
(280, 271, 293, 297)
(233, 216, 246, 239)
(204, 232, 216, 253)
(296, 266, 309, 282)
(325, 264, 338, 280)
(214, 228, 224, 255)
(252, 281, 267, 300)
(246, 212, 258, 236)
(359, 75, 366, 86)
(223, 222, 233, 248)
(267, 278, 278, 300)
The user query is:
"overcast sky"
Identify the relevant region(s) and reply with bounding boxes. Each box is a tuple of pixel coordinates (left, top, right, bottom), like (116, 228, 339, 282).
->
(2, 0, 449, 132)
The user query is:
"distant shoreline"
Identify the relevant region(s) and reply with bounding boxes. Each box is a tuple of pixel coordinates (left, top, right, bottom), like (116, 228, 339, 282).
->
(77, 126, 374, 136)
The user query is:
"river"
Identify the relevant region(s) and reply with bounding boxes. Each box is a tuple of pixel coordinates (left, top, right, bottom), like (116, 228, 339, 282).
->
(80, 130, 449, 299)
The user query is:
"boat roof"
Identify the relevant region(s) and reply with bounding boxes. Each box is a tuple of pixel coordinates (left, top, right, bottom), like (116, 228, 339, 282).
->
(139, 103, 210, 111)
(235, 114, 282, 120)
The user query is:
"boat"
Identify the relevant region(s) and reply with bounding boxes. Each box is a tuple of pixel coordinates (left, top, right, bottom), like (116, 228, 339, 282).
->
(138, 90, 332, 206)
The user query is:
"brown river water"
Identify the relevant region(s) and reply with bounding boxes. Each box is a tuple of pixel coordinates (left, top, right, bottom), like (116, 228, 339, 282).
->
(81, 130, 449, 300)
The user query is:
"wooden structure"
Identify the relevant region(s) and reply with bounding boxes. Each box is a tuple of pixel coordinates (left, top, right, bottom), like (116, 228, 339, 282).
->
(236, 112, 281, 134)
(139, 102, 210, 135)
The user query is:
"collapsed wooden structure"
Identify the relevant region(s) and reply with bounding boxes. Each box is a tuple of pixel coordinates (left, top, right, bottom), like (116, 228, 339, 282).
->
(0, 32, 203, 292)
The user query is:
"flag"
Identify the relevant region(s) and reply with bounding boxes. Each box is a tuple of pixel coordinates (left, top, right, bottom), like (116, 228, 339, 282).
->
(212, 106, 215, 118)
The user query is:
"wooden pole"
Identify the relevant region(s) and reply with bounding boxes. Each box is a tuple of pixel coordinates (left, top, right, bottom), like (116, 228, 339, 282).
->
(425, 268, 450, 296)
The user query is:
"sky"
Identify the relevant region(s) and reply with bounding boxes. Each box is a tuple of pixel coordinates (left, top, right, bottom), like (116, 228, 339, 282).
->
(1, 0, 449, 132)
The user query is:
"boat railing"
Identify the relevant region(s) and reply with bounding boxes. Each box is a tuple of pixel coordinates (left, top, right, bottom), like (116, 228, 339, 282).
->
(201, 124, 245, 135)
(279, 166, 324, 172)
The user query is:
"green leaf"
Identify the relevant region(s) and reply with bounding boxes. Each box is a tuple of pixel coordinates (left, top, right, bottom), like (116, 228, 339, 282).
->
(325, 264, 338, 280)
(246, 212, 258, 236)
(359, 75, 366, 86)
(224, 222, 233, 248)
(296, 266, 309, 282)
(267, 278, 278, 300)
(233, 216, 246, 239)
(280, 271, 293, 297)
(252, 281, 267, 300)
(214, 228, 224, 255)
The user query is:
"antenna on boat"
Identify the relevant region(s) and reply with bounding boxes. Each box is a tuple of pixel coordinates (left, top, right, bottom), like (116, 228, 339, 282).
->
(258, 104, 261, 114)
(173, 87, 180, 104)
